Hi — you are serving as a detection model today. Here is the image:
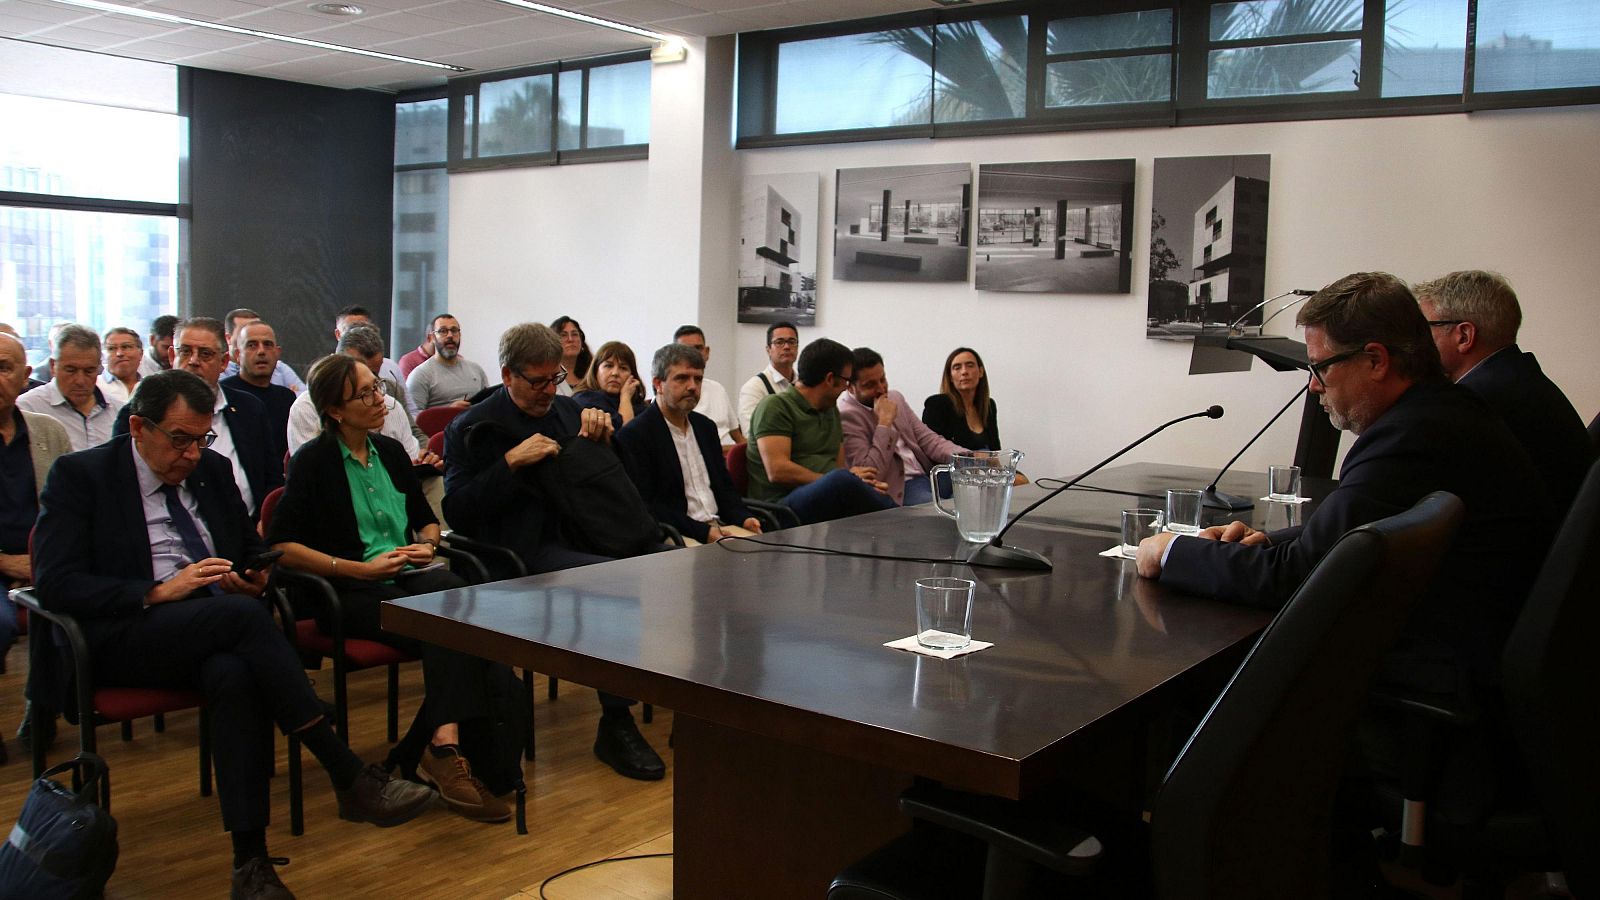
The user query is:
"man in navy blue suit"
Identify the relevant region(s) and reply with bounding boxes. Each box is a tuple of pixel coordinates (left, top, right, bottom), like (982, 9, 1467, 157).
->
(1415, 270, 1593, 512)
(615, 343, 762, 543)
(33, 369, 435, 898)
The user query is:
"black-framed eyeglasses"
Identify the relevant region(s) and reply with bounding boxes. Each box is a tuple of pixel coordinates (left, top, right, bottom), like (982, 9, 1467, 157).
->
(1306, 347, 1366, 390)
(433, 326, 461, 336)
(174, 345, 221, 363)
(1425, 319, 1464, 329)
(348, 381, 388, 407)
(769, 338, 799, 347)
(512, 365, 568, 392)
(146, 420, 218, 451)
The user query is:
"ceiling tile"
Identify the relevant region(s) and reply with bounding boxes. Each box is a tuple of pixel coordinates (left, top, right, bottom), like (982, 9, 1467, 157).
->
(587, 0, 703, 23)
(144, 0, 273, 20)
(407, 0, 530, 27)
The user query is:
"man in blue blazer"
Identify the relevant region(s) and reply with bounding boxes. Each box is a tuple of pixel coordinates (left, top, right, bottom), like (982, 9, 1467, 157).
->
(114, 316, 283, 519)
(32, 370, 434, 898)
(1416, 270, 1594, 512)
(615, 343, 762, 543)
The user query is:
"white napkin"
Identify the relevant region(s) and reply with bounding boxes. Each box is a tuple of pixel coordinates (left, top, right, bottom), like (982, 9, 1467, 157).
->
(1260, 496, 1312, 504)
(883, 635, 994, 659)
(1099, 546, 1134, 559)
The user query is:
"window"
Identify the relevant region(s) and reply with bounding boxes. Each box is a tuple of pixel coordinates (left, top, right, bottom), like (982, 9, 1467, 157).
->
(1044, 9, 1175, 107)
(393, 94, 448, 356)
(1202, 0, 1364, 100)
(1474, 0, 1600, 93)
(775, 30, 933, 133)
(450, 52, 651, 170)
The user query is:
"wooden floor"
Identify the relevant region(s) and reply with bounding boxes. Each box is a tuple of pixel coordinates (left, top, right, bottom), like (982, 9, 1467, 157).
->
(0, 641, 675, 899)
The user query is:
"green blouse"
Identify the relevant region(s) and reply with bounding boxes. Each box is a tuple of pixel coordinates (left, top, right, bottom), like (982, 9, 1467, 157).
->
(340, 435, 409, 562)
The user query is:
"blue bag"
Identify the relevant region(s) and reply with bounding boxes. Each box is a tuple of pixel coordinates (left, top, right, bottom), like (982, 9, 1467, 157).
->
(0, 753, 119, 899)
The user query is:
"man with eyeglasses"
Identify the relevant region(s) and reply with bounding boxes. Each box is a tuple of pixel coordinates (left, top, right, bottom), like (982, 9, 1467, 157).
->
(220, 308, 305, 393)
(287, 324, 438, 470)
(99, 327, 145, 404)
(17, 323, 124, 451)
(737, 321, 800, 437)
(222, 321, 297, 457)
(333, 305, 418, 419)
(32, 368, 438, 898)
(406, 314, 488, 410)
(444, 322, 667, 783)
(1415, 270, 1592, 512)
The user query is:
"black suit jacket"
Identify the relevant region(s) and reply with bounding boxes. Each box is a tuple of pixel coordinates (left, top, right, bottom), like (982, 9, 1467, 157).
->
(1162, 380, 1551, 697)
(114, 383, 283, 514)
(1458, 346, 1594, 512)
(614, 402, 754, 543)
(265, 431, 436, 569)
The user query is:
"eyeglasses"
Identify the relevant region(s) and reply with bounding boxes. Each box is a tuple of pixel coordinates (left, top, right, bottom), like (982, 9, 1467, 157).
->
(769, 338, 799, 347)
(512, 365, 568, 392)
(348, 381, 389, 407)
(1306, 347, 1366, 390)
(145, 420, 218, 450)
(433, 326, 461, 336)
(174, 345, 221, 363)
(1425, 319, 1464, 329)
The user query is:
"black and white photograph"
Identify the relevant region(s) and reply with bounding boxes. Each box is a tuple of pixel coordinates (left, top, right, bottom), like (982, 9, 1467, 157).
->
(739, 172, 820, 325)
(1147, 154, 1271, 340)
(833, 163, 971, 283)
(974, 159, 1135, 294)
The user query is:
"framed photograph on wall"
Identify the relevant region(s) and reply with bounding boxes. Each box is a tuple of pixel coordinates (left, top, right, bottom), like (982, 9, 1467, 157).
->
(833, 163, 972, 283)
(974, 159, 1136, 293)
(739, 172, 820, 325)
(1147, 154, 1271, 340)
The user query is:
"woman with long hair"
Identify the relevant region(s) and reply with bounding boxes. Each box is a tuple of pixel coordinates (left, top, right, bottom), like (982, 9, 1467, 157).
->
(921, 347, 1001, 451)
(572, 340, 646, 429)
(550, 316, 591, 397)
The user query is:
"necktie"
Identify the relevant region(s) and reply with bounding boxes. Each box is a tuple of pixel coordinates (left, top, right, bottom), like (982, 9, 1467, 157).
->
(159, 483, 222, 596)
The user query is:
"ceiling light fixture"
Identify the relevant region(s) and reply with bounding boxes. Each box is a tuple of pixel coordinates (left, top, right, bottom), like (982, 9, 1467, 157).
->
(309, 3, 365, 16)
(484, 0, 671, 42)
(42, 0, 468, 71)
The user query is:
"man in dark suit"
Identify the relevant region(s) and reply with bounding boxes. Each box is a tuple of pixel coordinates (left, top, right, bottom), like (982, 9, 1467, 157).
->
(115, 317, 282, 519)
(444, 322, 665, 782)
(615, 343, 762, 543)
(32, 370, 435, 898)
(221, 320, 296, 459)
(1415, 270, 1594, 511)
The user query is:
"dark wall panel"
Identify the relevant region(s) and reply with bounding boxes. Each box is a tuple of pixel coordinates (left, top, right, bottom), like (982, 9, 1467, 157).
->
(185, 67, 394, 374)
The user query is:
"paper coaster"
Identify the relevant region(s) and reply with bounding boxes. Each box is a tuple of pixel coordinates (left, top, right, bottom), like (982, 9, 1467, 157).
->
(1259, 496, 1312, 504)
(1099, 546, 1135, 560)
(883, 635, 994, 659)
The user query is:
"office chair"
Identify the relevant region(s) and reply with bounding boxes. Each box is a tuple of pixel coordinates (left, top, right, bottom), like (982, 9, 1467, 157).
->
(830, 491, 1466, 900)
(723, 442, 801, 530)
(416, 405, 465, 437)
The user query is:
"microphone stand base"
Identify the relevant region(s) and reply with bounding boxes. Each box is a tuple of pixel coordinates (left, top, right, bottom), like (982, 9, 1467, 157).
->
(966, 542, 1053, 571)
(1201, 488, 1254, 512)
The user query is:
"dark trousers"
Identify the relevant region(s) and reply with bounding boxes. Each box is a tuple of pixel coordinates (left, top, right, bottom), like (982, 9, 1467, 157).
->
(89, 594, 325, 833)
(782, 468, 897, 525)
(525, 543, 634, 717)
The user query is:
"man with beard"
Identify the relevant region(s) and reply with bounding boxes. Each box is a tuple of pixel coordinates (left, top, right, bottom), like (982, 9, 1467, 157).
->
(406, 314, 487, 409)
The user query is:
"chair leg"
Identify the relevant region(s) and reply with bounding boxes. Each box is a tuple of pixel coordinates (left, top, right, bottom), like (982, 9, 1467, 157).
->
(522, 671, 537, 758)
(154, 713, 166, 733)
(548, 676, 559, 701)
(288, 734, 304, 837)
(334, 659, 349, 742)
(643, 703, 653, 724)
(387, 664, 400, 744)
(120, 720, 133, 741)
(199, 707, 213, 797)
(29, 704, 49, 779)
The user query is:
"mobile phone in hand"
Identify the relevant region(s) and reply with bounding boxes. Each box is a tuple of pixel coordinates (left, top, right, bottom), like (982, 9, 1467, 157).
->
(233, 549, 284, 574)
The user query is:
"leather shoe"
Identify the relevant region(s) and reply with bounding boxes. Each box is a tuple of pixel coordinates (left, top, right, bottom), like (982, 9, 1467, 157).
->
(16, 703, 55, 752)
(335, 764, 436, 826)
(594, 715, 665, 781)
(231, 856, 294, 899)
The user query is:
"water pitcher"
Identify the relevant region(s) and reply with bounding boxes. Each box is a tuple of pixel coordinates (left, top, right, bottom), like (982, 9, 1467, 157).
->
(929, 449, 1023, 543)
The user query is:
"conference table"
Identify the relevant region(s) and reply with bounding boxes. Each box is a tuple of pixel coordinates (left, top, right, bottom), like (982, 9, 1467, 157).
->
(383, 463, 1328, 898)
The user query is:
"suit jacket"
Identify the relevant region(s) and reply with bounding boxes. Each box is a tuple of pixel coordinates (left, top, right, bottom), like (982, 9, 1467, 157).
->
(1458, 346, 1593, 513)
(114, 383, 283, 515)
(1162, 380, 1551, 698)
(20, 410, 71, 498)
(839, 389, 963, 505)
(266, 431, 437, 572)
(614, 402, 753, 543)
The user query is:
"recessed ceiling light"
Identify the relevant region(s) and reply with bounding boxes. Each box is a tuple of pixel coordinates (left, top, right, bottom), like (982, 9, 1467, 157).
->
(309, 3, 365, 16)
(484, 0, 672, 42)
(42, 0, 467, 71)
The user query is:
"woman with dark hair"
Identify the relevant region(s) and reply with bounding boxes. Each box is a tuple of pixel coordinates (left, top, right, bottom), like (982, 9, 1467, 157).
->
(268, 354, 511, 824)
(550, 316, 591, 397)
(921, 347, 1002, 451)
(572, 340, 645, 429)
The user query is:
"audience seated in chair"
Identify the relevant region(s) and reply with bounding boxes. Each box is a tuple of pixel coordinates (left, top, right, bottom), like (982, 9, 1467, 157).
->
(406, 313, 487, 411)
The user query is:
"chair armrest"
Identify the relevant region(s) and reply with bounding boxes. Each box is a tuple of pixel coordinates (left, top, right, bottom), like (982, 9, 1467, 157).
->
(434, 545, 488, 584)
(12, 589, 96, 733)
(1369, 685, 1479, 727)
(744, 499, 800, 531)
(899, 784, 1103, 876)
(440, 531, 527, 579)
(272, 565, 348, 654)
(658, 522, 686, 548)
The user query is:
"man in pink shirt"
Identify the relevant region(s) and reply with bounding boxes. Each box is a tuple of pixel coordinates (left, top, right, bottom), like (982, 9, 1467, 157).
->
(397, 319, 437, 379)
(838, 347, 962, 506)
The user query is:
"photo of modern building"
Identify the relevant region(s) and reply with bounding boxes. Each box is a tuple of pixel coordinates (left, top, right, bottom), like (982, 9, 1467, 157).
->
(833, 164, 970, 282)
(739, 172, 818, 324)
(1148, 155, 1271, 340)
(974, 159, 1135, 293)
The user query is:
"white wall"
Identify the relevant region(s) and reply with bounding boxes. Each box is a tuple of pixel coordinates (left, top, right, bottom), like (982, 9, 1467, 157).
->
(450, 52, 1600, 482)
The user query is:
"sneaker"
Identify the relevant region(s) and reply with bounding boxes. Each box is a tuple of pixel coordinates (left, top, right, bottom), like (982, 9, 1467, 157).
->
(594, 715, 665, 781)
(231, 856, 294, 900)
(418, 745, 512, 823)
(335, 764, 436, 827)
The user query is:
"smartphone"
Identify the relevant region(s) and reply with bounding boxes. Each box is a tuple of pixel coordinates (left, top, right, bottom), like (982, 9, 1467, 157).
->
(233, 549, 284, 574)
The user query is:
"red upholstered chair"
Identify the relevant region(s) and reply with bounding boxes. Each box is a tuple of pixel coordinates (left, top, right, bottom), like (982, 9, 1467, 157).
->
(416, 404, 464, 438)
(427, 430, 445, 459)
(724, 442, 801, 530)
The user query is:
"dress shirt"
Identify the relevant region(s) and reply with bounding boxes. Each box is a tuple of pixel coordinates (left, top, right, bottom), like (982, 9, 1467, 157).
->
(696, 377, 740, 446)
(287, 386, 419, 458)
(380, 357, 418, 417)
(221, 359, 305, 392)
(132, 439, 216, 582)
(137, 354, 162, 377)
(207, 386, 255, 515)
(99, 371, 139, 405)
(16, 380, 123, 451)
(838, 389, 963, 506)
(667, 415, 719, 524)
(737, 364, 794, 437)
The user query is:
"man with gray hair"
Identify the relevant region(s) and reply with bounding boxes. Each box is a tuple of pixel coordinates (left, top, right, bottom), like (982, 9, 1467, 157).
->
(444, 322, 667, 783)
(614, 343, 762, 543)
(100, 326, 145, 404)
(18, 323, 123, 450)
(287, 323, 435, 468)
(1415, 269, 1592, 510)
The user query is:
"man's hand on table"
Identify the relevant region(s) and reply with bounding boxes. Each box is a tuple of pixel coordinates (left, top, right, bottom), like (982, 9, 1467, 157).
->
(1136, 519, 1270, 579)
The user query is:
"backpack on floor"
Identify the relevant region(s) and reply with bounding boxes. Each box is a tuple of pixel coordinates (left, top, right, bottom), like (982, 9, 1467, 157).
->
(0, 752, 119, 899)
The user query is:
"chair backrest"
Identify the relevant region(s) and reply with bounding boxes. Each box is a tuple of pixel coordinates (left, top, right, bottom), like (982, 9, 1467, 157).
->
(258, 485, 286, 533)
(416, 404, 464, 437)
(1500, 462, 1600, 897)
(427, 430, 445, 459)
(1151, 491, 1465, 900)
(725, 442, 749, 494)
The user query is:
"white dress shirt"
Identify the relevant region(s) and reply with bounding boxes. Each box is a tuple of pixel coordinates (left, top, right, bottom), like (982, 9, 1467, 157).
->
(99, 370, 138, 405)
(132, 440, 216, 582)
(287, 386, 419, 458)
(737, 364, 794, 437)
(668, 415, 720, 524)
(696, 377, 740, 446)
(16, 381, 123, 451)
(207, 387, 255, 515)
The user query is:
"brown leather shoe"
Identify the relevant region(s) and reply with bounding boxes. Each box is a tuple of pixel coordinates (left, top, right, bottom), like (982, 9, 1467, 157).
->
(335, 764, 436, 826)
(418, 744, 512, 823)
(231, 856, 294, 900)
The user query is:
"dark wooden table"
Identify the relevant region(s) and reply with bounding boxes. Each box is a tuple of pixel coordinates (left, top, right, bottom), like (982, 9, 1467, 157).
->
(384, 465, 1295, 898)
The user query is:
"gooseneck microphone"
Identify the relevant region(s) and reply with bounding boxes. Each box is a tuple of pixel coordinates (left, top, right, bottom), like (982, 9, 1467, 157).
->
(1201, 385, 1309, 511)
(967, 405, 1225, 571)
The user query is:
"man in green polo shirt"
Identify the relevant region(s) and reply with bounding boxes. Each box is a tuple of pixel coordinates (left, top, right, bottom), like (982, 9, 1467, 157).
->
(747, 338, 894, 524)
